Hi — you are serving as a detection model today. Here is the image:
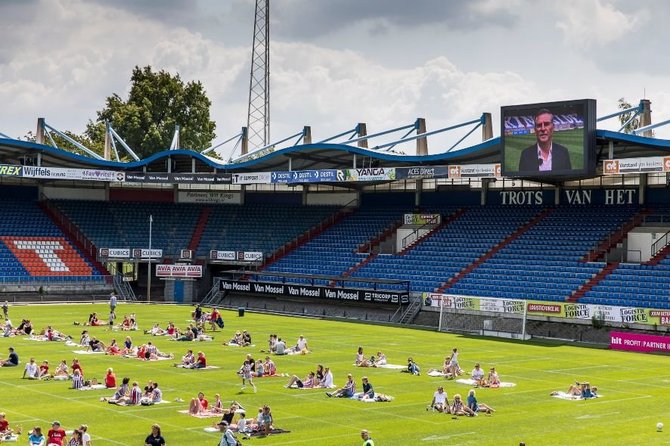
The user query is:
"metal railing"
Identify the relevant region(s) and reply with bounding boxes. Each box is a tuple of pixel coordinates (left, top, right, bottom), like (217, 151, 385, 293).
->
(201, 279, 222, 305)
(651, 229, 670, 258)
(266, 199, 358, 264)
(400, 218, 440, 251)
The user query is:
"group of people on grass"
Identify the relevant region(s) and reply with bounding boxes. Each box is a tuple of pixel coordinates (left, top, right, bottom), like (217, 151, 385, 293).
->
(429, 386, 495, 416)
(261, 334, 309, 355)
(100, 377, 163, 406)
(1, 414, 92, 446)
(354, 347, 387, 367)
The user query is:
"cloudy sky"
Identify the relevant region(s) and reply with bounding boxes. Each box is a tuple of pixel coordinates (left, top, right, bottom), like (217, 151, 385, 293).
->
(1, 0, 668, 158)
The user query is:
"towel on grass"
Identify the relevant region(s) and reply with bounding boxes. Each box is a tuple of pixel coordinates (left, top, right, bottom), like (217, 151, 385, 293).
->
(455, 378, 516, 388)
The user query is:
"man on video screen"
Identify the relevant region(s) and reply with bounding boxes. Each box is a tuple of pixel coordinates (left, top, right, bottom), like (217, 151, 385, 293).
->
(518, 108, 572, 172)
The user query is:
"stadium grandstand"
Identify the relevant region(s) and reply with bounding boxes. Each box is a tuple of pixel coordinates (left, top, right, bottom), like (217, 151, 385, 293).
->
(1, 98, 670, 342)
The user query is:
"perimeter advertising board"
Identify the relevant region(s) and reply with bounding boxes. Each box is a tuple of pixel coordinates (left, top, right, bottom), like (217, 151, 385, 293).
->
(425, 293, 670, 327)
(220, 279, 409, 304)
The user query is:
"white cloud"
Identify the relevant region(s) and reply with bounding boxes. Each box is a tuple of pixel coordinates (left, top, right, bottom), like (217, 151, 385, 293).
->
(555, 0, 648, 48)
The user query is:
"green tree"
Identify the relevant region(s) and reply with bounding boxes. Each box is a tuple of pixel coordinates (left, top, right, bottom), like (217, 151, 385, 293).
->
(617, 98, 641, 134)
(85, 66, 216, 159)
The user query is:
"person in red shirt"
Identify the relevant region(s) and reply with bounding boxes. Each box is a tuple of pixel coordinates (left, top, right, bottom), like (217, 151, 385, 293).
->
(47, 420, 66, 446)
(38, 360, 50, 379)
(105, 367, 117, 388)
(191, 351, 207, 369)
(0, 412, 11, 435)
(71, 358, 83, 378)
(188, 392, 208, 415)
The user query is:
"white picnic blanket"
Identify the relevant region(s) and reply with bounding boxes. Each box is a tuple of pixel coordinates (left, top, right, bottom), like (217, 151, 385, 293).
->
(551, 391, 601, 400)
(455, 378, 516, 388)
(72, 350, 104, 355)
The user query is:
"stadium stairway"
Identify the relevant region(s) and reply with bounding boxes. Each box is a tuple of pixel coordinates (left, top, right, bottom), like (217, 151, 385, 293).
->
(396, 208, 466, 256)
(356, 220, 403, 253)
(187, 207, 212, 252)
(39, 200, 108, 275)
(568, 261, 620, 302)
(580, 208, 652, 262)
(338, 252, 378, 282)
(644, 240, 670, 266)
(436, 207, 554, 293)
(255, 206, 355, 272)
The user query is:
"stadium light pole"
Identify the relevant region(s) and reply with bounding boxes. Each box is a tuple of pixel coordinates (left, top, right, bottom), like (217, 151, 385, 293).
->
(147, 215, 153, 303)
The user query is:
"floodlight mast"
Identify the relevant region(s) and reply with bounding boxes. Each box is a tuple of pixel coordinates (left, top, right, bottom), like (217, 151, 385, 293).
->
(246, 0, 270, 153)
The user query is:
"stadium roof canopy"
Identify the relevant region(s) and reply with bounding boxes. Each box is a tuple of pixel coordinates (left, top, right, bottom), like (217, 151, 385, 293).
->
(0, 130, 669, 174)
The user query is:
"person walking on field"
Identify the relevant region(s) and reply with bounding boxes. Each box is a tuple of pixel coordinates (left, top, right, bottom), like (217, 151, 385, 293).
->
(361, 429, 375, 446)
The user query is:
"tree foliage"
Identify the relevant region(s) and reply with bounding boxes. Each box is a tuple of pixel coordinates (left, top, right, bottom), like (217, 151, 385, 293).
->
(85, 66, 216, 159)
(617, 98, 641, 134)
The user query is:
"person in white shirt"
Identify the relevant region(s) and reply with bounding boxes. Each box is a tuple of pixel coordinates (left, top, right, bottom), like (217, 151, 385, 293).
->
(319, 367, 334, 388)
(23, 357, 39, 379)
(275, 338, 287, 355)
(79, 424, 91, 446)
(471, 363, 485, 386)
(429, 386, 450, 413)
(294, 335, 308, 353)
(217, 420, 237, 446)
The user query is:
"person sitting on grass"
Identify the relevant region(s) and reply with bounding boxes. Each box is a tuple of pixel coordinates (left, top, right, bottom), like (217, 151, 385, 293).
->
(23, 357, 39, 380)
(71, 368, 84, 390)
(79, 331, 90, 348)
(216, 401, 243, 426)
(189, 392, 209, 415)
(210, 394, 224, 414)
(86, 313, 104, 326)
(47, 421, 66, 446)
(293, 334, 308, 353)
(88, 337, 105, 352)
(274, 338, 287, 355)
(429, 386, 450, 413)
(0, 412, 15, 437)
(189, 351, 207, 369)
(372, 351, 387, 367)
(285, 371, 316, 389)
(125, 381, 143, 405)
(401, 357, 420, 375)
(451, 394, 476, 417)
(28, 426, 44, 446)
(0, 347, 19, 367)
(483, 367, 501, 388)
(318, 367, 334, 388)
(106, 339, 122, 355)
(38, 360, 50, 380)
(326, 373, 355, 398)
(234, 411, 252, 435)
(53, 360, 68, 379)
(467, 389, 495, 414)
(263, 356, 277, 376)
(224, 331, 245, 347)
(471, 363, 486, 386)
(354, 376, 375, 401)
(175, 349, 195, 368)
(105, 368, 117, 388)
(355, 347, 371, 367)
(145, 323, 166, 336)
(102, 377, 130, 404)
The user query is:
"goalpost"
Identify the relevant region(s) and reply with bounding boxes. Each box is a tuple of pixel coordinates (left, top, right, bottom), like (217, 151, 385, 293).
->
(430, 293, 530, 340)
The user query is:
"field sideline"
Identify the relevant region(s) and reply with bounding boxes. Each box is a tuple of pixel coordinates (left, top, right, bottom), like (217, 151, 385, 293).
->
(0, 303, 668, 445)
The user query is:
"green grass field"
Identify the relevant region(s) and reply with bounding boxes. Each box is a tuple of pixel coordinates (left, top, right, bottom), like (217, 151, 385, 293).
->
(504, 128, 584, 172)
(1, 303, 669, 445)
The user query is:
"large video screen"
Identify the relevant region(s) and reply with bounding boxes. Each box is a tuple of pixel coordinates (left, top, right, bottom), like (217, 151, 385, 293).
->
(501, 99, 596, 178)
